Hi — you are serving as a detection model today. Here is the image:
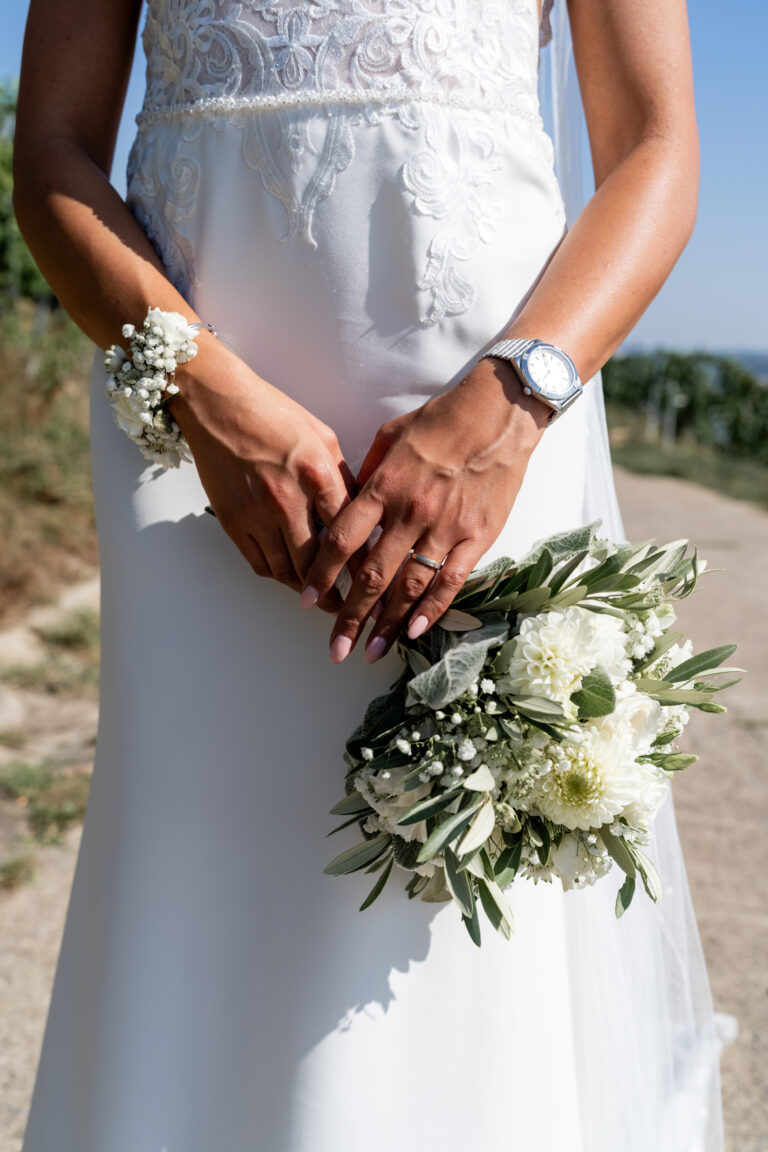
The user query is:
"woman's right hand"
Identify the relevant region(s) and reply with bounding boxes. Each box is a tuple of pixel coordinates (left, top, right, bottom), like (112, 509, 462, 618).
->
(170, 341, 356, 609)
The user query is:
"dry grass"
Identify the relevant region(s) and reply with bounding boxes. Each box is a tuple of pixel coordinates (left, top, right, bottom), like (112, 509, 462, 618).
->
(0, 761, 91, 845)
(0, 300, 97, 625)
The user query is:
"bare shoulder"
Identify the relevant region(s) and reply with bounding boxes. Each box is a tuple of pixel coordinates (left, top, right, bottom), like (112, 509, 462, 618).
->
(16, 0, 143, 173)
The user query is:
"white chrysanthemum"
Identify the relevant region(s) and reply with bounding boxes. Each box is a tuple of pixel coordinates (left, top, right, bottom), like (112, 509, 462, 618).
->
(530, 727, 637, 831)
(498, 606, 612, 705)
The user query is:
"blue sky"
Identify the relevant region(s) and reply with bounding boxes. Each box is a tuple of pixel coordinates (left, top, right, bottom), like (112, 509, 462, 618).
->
(2, 0, 766, 353)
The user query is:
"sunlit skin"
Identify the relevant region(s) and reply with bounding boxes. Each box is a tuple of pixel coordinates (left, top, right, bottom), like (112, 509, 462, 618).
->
(13, 0, 699, 663)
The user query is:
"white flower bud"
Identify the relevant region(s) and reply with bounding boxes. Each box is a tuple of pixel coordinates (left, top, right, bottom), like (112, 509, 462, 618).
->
(361, 747, 374, 761)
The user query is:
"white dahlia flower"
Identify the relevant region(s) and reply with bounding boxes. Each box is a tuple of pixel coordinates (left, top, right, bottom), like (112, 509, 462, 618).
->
(498, 606, 629, 706)
(530, 726, 637, 831)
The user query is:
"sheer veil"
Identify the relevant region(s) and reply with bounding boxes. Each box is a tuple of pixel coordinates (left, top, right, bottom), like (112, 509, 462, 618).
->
(539, 5, 728, 1149)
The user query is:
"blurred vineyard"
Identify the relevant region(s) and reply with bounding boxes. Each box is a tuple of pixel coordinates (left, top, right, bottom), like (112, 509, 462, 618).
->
(603, 352, 768, 508)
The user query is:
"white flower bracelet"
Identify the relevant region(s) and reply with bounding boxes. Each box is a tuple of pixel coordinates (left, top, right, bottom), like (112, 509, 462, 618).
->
(104, 307, 217, 469)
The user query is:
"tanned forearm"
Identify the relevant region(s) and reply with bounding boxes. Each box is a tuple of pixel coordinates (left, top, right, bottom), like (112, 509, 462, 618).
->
(13, 135, 203, 349)
(503, 131, 699, 384)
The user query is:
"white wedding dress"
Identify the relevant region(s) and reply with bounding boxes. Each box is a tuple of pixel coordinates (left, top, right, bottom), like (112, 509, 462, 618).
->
(22, 2, 726, 1149)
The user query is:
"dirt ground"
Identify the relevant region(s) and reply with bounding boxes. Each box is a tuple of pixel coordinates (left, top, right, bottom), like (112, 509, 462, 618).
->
(0, 468, 765, 1151)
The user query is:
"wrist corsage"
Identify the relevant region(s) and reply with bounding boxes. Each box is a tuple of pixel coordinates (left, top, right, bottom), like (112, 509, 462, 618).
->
(104, 307, 216, 469)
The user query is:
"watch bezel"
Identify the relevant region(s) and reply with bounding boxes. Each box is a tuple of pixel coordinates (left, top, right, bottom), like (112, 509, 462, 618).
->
(518, 341, 581, 406)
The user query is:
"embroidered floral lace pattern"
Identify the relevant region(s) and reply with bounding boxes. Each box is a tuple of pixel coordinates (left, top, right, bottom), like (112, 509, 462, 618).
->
(127, 0, 557, 323)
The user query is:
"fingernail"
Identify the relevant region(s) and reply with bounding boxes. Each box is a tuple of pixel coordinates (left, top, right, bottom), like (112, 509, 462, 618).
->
(371, 600, 383, 621)
(330, 634, 353, 663)
(408, 614, 429, 640)
(300, 585, 319, 610)
(365, 635, 387, 664)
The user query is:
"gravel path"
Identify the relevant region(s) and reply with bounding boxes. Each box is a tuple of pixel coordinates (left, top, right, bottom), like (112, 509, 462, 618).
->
(0, 468, 765, 1150)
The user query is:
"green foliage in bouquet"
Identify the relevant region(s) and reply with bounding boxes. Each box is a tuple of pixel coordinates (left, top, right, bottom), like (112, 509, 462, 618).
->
(324, 524, 741, 947)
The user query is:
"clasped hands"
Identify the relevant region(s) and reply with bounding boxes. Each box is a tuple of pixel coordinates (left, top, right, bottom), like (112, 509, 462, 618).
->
(172, 349, 548, 665)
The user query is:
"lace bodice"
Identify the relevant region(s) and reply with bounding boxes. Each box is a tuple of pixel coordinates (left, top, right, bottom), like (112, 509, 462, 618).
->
(128, 0, 561, 326)
(139, 0, 553, 124)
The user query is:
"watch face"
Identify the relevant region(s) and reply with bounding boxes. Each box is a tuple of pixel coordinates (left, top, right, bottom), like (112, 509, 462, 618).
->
(524, 345, 575, 398)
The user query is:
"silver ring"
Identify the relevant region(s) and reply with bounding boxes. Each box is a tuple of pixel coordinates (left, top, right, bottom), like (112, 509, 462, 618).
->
(408, 550, 445, 572)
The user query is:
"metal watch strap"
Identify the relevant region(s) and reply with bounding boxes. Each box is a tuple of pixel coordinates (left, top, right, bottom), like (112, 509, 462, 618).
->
(484, 338, 537, 360)
(481, 338, 580, 422)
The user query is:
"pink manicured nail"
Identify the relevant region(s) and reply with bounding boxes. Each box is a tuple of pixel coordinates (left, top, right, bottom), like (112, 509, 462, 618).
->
(365, 635, 387, 664)
(300, 585, 319, 610)
(408, 614, 429, 640)
(330, 635, 353, 663)
(371, 600, 384, 621)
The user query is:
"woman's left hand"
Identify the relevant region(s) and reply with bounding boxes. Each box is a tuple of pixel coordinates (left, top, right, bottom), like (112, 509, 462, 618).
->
(301, 357, 551, 663)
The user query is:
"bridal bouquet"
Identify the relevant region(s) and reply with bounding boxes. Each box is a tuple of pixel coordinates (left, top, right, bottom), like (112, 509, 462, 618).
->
(324, 524, 740, 946)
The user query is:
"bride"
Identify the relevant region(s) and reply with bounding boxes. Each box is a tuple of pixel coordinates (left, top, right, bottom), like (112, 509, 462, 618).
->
(14, 0, 725, 1149)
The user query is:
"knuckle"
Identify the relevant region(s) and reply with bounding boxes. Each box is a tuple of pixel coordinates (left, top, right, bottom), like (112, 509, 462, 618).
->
(401, 573, 430, 601)
(440, 565, 468, 592)
(249, 559, 269, 579)
(356, 565, 386, 596)
(336, 615, 364, 638)
(324, 523, 352, 557)
(300, 456, 329, 490)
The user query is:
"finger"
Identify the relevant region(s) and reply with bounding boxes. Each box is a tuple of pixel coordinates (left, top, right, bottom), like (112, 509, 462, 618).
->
(405, 539, 484, 641)
(312, 464, 355, 528)
(356, 424, 395, 489)
(298, 463, 357, 611)
(328, 527, 419, 662)
(363, 537, 453, 662)
(303, 493, 383, 609)
(255, 527, 304, 593)
(241, 534, 271, 579)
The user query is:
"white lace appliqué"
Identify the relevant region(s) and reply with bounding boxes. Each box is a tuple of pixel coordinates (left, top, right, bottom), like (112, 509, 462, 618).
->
(128, 0, 554, 324)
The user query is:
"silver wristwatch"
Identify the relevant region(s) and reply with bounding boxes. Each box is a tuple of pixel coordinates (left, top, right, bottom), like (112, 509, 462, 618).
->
(481, 338, 582, 421)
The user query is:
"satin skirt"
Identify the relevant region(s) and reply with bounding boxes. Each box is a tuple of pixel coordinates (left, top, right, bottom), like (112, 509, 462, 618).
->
(22, 110, 724, 1152)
